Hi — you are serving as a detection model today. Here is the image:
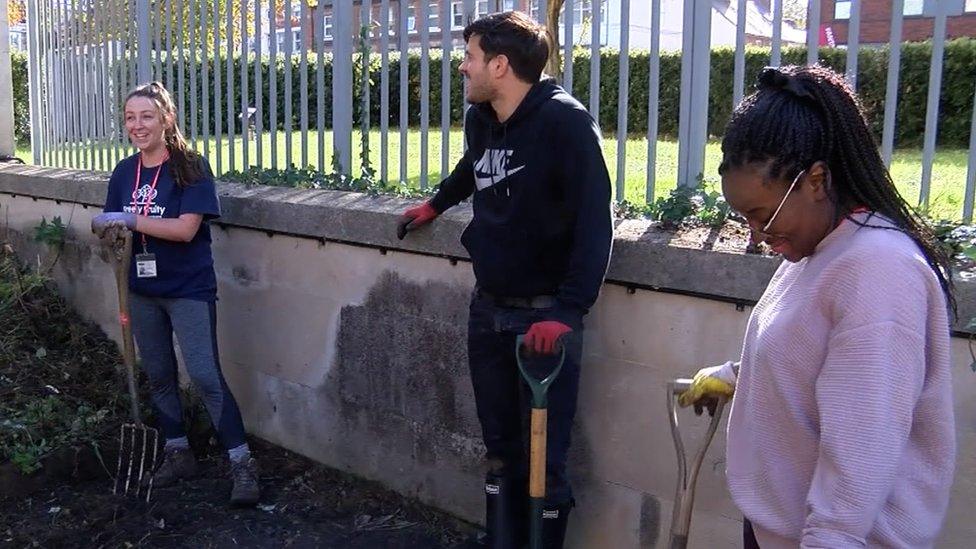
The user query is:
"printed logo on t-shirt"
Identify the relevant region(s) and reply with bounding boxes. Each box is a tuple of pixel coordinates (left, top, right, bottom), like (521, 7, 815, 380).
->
(124, 184, 167, 217)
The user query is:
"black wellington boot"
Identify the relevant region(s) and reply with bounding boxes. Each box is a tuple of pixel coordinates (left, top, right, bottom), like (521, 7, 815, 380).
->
(483, 471, 528, 549)
(540, 499, 574, 549)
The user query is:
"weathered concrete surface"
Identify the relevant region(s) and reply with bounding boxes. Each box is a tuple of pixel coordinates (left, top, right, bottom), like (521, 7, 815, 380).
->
(2, 166, 976, 548)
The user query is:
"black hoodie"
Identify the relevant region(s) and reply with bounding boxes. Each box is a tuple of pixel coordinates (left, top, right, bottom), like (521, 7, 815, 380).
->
(429, 79, 613, 328)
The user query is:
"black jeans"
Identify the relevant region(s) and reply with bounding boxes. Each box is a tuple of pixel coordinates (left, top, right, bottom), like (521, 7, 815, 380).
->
(743, 518, 760, 549)
(467, 292, 583, 505)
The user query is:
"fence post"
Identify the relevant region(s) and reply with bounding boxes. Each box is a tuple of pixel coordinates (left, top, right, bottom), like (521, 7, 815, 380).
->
(333, 0, 353, 173)
(676, 0, 711, 188)
(0, 0, 16, 158)
(136, 0, 151, 83)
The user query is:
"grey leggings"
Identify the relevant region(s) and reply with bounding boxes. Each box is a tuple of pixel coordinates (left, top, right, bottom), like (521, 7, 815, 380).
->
(129, 293, 247, 450)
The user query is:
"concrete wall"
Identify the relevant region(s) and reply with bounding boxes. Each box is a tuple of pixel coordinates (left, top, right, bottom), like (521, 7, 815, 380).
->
(1, 164, 974, 548)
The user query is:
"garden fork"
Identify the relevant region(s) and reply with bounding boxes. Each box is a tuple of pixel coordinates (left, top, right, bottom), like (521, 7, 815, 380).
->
(666, 378, 727, 549)
(104, 226, 159, 501)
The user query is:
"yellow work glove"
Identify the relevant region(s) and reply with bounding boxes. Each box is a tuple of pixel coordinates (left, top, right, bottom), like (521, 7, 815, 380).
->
(678, 361, 738, 412)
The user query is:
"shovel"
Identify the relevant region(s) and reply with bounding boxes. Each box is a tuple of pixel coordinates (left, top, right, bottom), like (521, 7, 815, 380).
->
(104, 226, 159, 501)
(515, 334, 566, 549)
(666, 378, 727, 549)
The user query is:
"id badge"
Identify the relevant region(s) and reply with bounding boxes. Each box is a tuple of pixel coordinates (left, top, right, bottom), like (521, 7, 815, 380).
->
(135, 253, 158, 279)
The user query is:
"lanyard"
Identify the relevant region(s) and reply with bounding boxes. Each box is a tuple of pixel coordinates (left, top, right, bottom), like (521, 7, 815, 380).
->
(132, 153, 168, 251)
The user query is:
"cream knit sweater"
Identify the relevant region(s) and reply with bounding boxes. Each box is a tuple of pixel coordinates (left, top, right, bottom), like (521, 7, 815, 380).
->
(726, 213, 955, 548)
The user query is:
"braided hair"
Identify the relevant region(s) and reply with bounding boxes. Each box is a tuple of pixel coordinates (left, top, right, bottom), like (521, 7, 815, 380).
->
(719, 65, 955, 316)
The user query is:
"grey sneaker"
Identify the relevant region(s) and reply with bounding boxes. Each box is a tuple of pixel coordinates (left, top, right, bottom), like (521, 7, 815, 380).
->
(229, 457, 260, 506)
(148, 447, 199, 488)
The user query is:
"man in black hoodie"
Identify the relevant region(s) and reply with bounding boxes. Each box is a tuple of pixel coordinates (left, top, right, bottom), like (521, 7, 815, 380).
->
(397, 11, 612, 548)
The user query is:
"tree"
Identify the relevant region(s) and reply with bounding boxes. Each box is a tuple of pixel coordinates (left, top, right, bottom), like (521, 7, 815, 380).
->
(8, 0, 26, 25)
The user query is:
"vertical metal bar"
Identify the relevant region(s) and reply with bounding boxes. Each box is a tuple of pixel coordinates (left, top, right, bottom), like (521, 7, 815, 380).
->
(255, 0, 264, 166)
(881, 0, 904, 168)
(189, 0, 198, 146)
(316, 0, 325, 170)
(45, 0, 56, 165)
(137, 0, 151, 82)
(845, 0, 861, 88)
(732, 0, 746, 107)
(226, 0, 235, 172)
(201, 0, 210, 159)
(645, 0, 660, 203)
(283, 0, 293, 167)
(564, 0, 573, 93)
(333, 0, 353, 172)
(83, 0, 94, 169)
(165, 0, 173, 93)
(380, 0, 390, 181)
(398, 0, 408, 183)
(440, 0, 450, 181)
(213, 0, 223, 175)
(35, 0, 49, 165)
(241, 0, 249, 169)
(419, 0, 429, 188)
(154, 0, 163, 79)
(361, 0, 372, 176)
(806, 0, 821, 65)
(677, 0, 710, 187)
(614, 0, 628, 202)
(918, 2, 947, 209)
(770, 0, 782, 67)
(62, 0, 72, 166)
(268, 0, 278, 168)
(129, 0, 137, 93)
(588, 0, 600, 118)
(964, 76, 976, 223)
(71, 0, 82, 167)
(112, 0, 122, 164)
(300, 0, 309, 169)
(97, 0, 109, 169)
(25, 0, 43, 163)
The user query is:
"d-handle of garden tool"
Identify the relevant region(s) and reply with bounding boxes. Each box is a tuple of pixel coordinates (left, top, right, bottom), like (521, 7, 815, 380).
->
(667, 378, 727, 549)
(515, 334, 567, 549)
(107, 228, 142, 426)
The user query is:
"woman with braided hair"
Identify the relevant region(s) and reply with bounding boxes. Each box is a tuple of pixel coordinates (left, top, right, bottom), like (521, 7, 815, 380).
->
(678, 65, 955, 548)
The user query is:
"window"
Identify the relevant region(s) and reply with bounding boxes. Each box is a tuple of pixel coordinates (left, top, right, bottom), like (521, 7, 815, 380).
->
(502, 0, 516, 10)
(276, 31, 286, 52)
(408, 6, 416, 31)
(903, 0, 924, 16)
(293, 29, 302, 51)
(428, 2, 440, 31)
(476, 0, 489, 18)
(966, 0, 976, 13)
(324, 13, 333, 39)
(452, 1, 465, 28)
(834, 0, 851, 20)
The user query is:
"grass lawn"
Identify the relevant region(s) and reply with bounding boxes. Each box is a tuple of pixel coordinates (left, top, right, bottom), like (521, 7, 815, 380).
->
(17, 128, 973, 221)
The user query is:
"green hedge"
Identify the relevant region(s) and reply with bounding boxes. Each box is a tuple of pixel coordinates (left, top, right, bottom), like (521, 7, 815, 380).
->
(11, 38, 976, 148)
(12, 51, 30, 146)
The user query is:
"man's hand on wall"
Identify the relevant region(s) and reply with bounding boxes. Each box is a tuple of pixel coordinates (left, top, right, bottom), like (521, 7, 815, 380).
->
(396, 202, 439, 240)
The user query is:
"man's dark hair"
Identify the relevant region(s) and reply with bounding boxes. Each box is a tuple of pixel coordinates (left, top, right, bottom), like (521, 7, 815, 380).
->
(463, 11, 550, 84)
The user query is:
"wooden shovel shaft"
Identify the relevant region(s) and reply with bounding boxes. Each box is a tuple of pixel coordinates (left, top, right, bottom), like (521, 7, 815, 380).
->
(529, 407, 548, 499)
(110, 230, 141, 426)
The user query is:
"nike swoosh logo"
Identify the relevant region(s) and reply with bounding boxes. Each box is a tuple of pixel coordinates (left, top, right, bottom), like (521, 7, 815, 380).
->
(475, 165, 526, 191)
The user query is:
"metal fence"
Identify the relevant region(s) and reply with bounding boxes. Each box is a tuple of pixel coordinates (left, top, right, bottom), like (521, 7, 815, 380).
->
(17, 0, 976, 220)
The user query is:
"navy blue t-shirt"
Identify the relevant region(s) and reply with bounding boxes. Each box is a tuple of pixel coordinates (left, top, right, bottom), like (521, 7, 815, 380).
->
(103, 154, 221, 301)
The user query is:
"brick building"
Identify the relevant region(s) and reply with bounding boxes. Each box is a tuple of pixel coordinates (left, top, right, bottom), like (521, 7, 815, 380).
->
(821, 0, 976, 45)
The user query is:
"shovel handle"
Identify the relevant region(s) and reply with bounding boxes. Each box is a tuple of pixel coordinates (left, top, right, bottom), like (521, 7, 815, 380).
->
(107, 229, 141, 426)
(529, 407, 548, 499)
(667, 378, 727, 548)
(515, 334, 566, 409)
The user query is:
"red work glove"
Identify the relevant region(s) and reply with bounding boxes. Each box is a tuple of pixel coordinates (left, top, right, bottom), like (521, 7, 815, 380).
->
(523, 321, 572, 355)
(396, 202, 439, 240)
